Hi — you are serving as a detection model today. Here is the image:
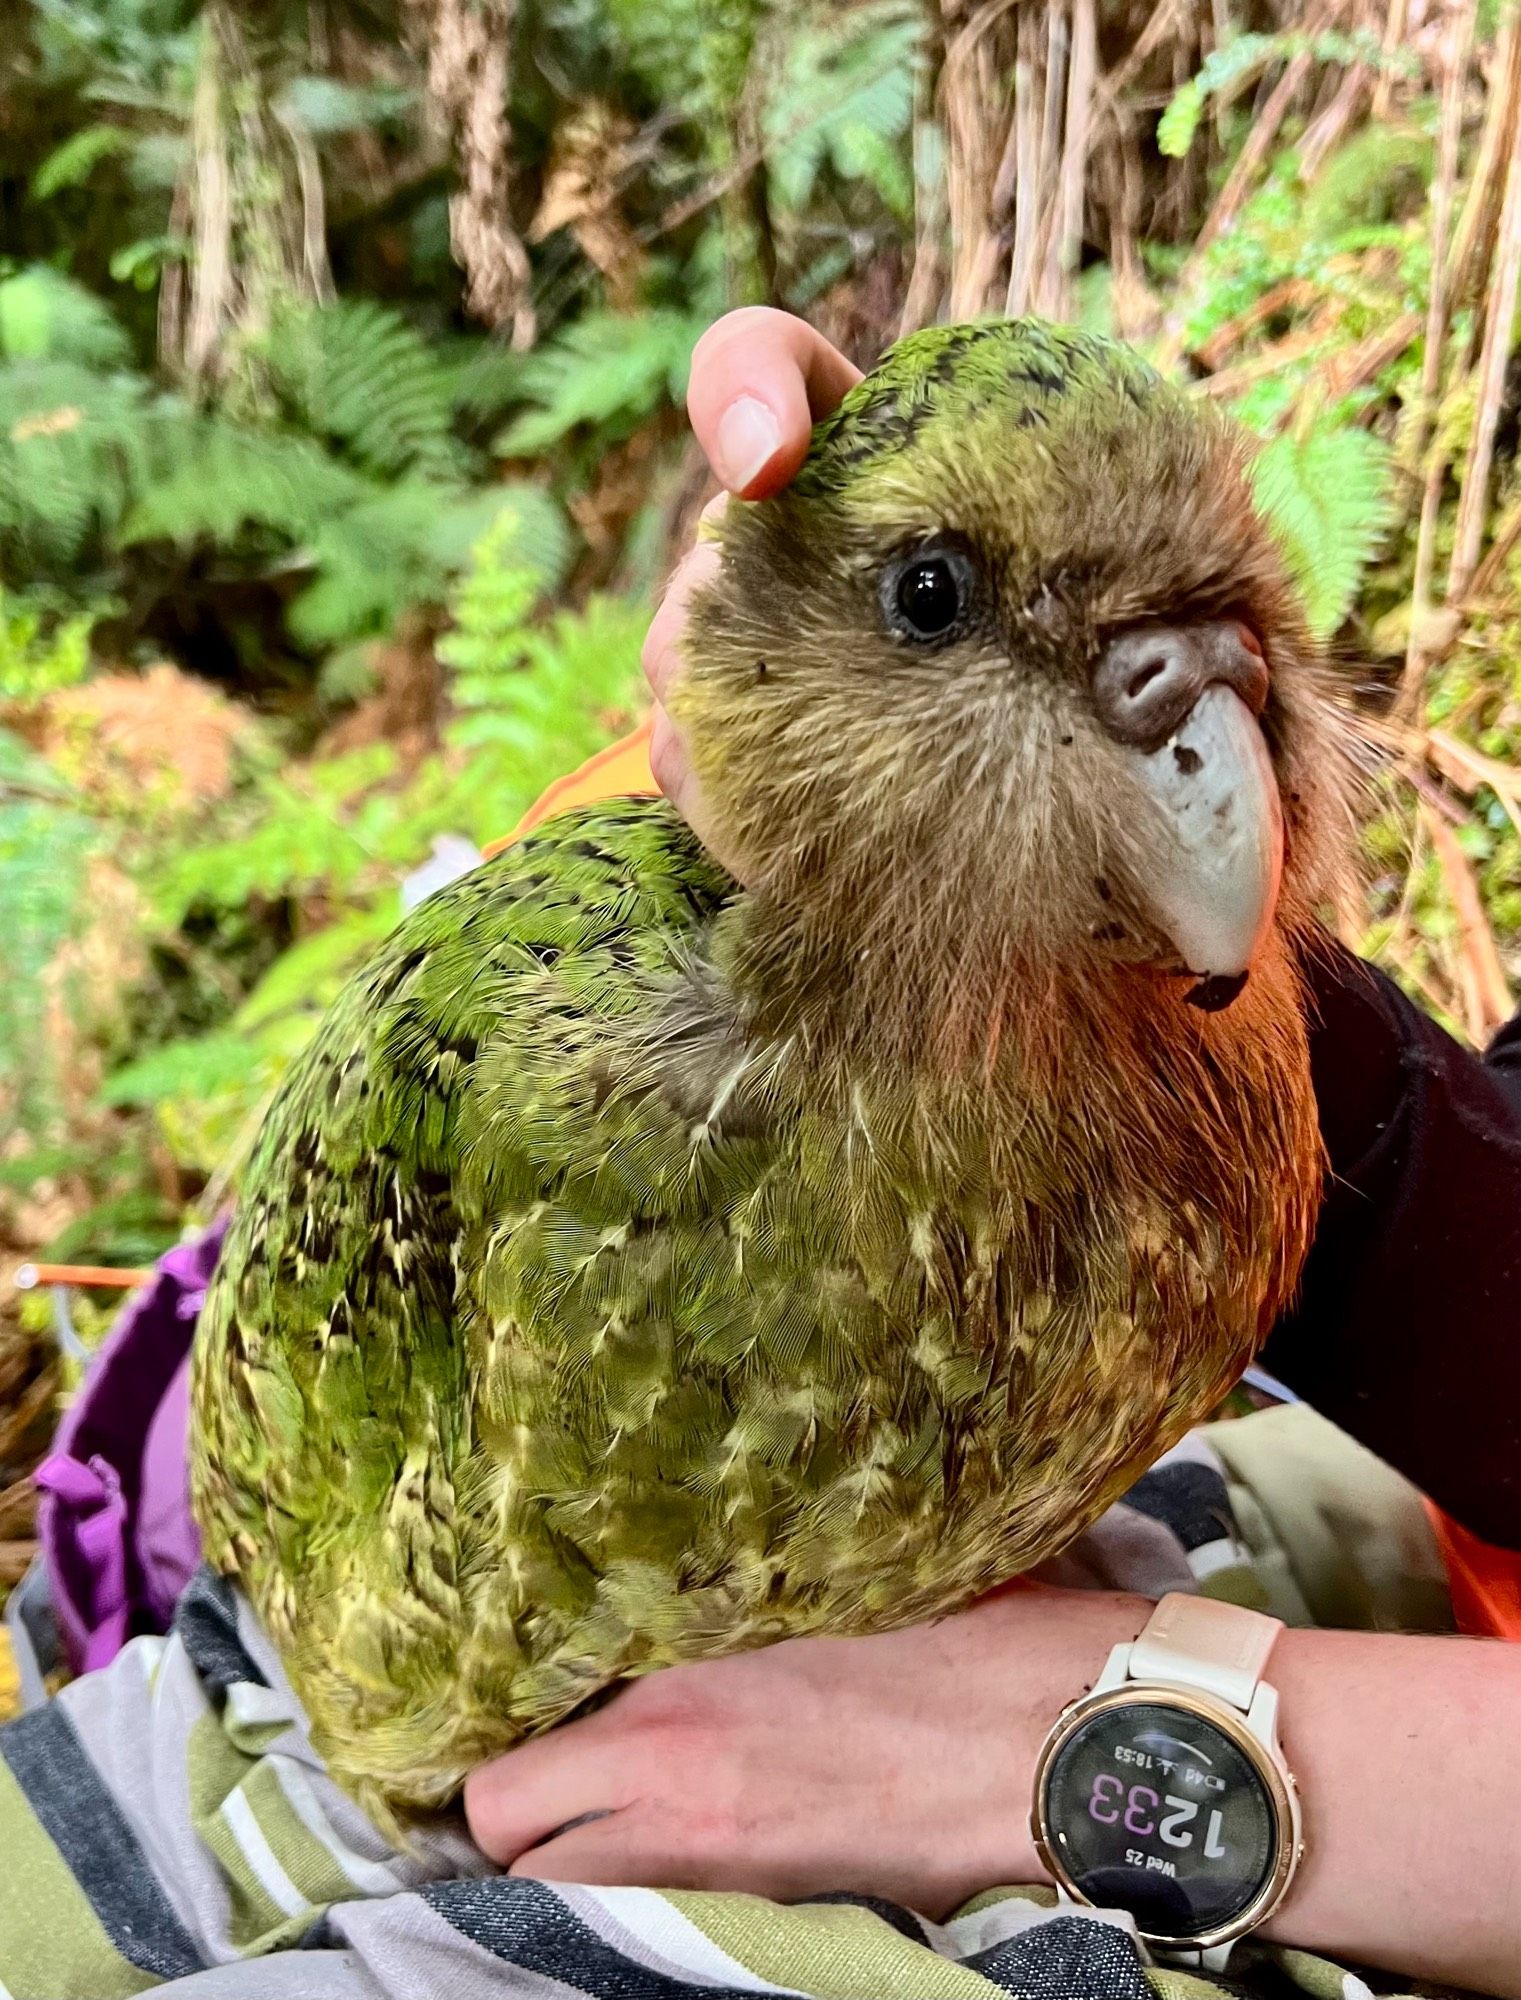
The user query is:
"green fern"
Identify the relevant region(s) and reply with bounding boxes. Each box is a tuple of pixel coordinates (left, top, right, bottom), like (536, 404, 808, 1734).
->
(494, 309, 703, 457)
(30, 125, 134, 201)
(1250, 422, 1396, 638)
(289, 480, 572, 649)
(0, 266, 134, 369)
(604, 0, 763, 132)
(1158, 30, 1418, 159)
(763, 1, 921, 221)
(122, 416, 365, 549)
(260, 300, 468, 482)
(0, 358, 159, 569)
(0, 589, 93, 701)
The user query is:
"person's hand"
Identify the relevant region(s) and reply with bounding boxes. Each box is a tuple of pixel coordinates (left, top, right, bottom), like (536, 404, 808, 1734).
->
(641, 309, 862, 863)
(463, 1586, 1143, 1914)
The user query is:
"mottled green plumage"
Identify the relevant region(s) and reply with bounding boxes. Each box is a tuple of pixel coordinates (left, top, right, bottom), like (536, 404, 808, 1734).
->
(193, 321, 1343, 1828)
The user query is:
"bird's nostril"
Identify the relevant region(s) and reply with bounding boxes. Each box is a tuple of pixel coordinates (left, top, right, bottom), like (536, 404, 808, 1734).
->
(1124, 653, 1173, 705)
(1094, 627, 1211, 750)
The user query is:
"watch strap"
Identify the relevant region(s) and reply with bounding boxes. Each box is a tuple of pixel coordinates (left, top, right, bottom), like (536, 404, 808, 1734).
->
(1127, 1592, 1283, 1713)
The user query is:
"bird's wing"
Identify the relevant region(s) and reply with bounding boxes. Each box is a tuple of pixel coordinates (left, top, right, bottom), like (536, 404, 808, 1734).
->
(189, 797, 734, 1603)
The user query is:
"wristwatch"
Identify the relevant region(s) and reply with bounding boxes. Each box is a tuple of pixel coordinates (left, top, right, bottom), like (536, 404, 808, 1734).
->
(1030, 1592, 1303, 1967)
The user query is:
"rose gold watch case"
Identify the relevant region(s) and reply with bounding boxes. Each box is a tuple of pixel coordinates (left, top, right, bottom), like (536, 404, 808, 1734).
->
(1030, 1681, 1304, 1954)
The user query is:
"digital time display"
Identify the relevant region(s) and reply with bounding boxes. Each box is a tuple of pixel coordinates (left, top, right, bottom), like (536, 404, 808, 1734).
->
(1040, 1700, 1279, 1940)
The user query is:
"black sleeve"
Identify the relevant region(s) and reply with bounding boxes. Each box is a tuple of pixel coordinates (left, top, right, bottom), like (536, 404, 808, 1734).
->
(1260, 941, 1521, 1550)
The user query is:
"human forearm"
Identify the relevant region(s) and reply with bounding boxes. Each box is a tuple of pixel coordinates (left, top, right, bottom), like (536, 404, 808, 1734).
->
(468, 1586, 1521, 1994)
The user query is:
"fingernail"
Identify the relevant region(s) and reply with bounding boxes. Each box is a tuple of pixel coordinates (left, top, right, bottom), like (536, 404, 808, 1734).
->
(715, 395, 781, 491)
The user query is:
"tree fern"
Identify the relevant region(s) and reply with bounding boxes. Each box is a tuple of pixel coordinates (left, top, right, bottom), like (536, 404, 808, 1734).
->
(1251, 422, 1396, 638)
(260, 300, 468, 482)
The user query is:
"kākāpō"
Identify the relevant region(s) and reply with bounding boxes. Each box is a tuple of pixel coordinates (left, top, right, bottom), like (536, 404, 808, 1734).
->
(191, 319, 1354, 1830)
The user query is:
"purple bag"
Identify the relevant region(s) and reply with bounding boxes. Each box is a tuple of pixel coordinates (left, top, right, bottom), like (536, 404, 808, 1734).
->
(34, 1217, 227, 1674)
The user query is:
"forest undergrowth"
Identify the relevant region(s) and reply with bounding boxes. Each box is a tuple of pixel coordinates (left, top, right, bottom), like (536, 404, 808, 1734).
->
(2, 0, 1519, 1593)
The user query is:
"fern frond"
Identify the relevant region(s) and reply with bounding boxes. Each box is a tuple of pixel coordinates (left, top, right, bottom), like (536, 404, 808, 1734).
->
(439, 510, 646, 797)
(0, 267, 133, 369)
(261, 300, 467, 481)
(1251, 422, 1397, 638)
(287, 480, 571, 648)
(439, 338, 528, 425)
(99, 1029, 261, 1109)
(763, 1, 921, 219)
(31, 125, 133, 201)
(122, 416, 366, 548)
(1158, 29, 1419, 159)
(0, 359, 156, 568)
(494, 309, 702, 456)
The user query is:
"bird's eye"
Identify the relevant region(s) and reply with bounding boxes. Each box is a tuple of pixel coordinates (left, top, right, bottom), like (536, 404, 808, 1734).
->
(881, 547, 974, 643)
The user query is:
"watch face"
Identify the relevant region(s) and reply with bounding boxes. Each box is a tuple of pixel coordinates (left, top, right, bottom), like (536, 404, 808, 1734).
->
(1040, 1698, 1280, 1942)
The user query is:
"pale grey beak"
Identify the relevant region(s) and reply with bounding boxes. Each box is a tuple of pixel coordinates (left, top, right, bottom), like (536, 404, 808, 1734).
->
(1124, 684, 1284, 999)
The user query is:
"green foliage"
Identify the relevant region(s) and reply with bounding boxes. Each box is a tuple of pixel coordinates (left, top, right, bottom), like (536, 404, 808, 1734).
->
(0, 277, 574, 651)
(441, 511, 645, 763)
(604, 0, 763, 130)
(1251, 422, 1397, 639)
(0, 358, 156, 571)
(260, 301, 468, 482)
(288, 481, 572, 650)
(1173, 124, 1433, 362)
(31, 124, 134, 200)
(1158, 29, 1416, 158)
(762, 1, 920, 221)
(0, 591, 93, 701)
(2, 0, 1514, 1274)
(0, 266, 133, 368)
(495, 309, 703, 457)
(108, 516, 646, 1173)
(118, 418, 361, 549)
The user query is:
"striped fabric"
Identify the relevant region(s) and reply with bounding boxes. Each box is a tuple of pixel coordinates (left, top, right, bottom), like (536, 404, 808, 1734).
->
(0, 1443, 1422, 2000)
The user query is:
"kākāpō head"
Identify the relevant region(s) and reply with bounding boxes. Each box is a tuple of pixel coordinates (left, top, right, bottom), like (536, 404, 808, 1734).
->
(676, 319, 1354, 1070)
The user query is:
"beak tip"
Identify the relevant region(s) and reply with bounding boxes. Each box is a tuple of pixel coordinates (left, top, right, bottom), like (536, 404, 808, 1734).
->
(1185, 970, 1250, 1012)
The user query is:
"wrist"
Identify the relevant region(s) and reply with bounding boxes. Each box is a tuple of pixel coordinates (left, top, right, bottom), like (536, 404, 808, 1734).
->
(961, 1585, 1151, 1888)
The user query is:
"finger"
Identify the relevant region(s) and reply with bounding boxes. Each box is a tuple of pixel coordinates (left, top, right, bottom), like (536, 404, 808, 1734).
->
(510, 1813, 815, 1903)
(687, 308, 862, 498)
(641, 542, 722, 705)
(647, 705, 692, 811)
(649, 705, 740, 877)
(463, 1723, 630, 1866)
(508, 1812, 732, 1894)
